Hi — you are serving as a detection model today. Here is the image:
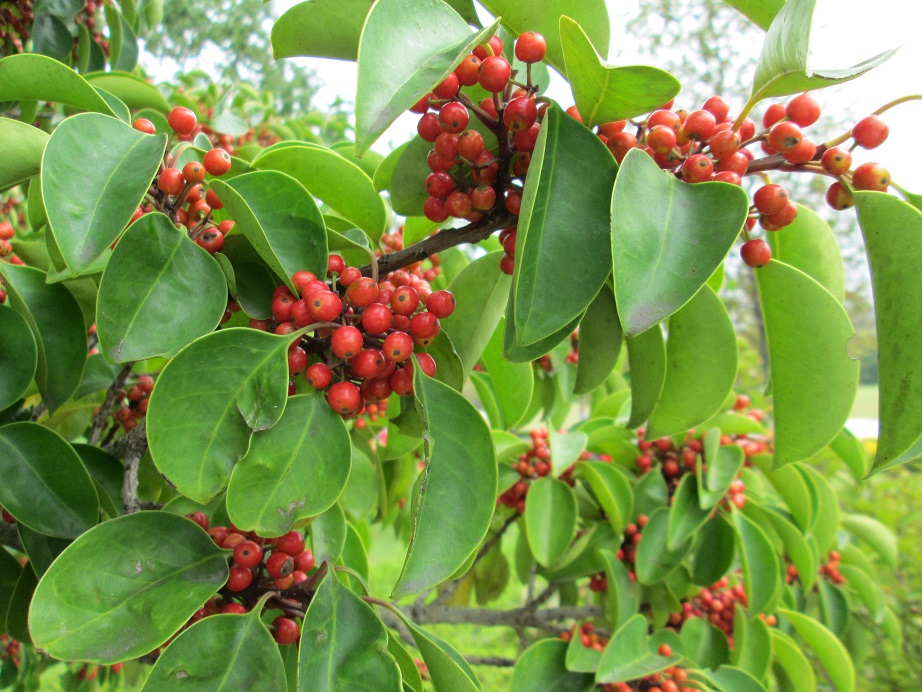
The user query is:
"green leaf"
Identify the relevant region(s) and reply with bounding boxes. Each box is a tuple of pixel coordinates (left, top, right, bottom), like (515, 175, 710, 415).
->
(840, 513, 898, 569)
(720, 0, 786, 29)
(647, 285, 738, 437)
(0, 118, 49, 192)
(828, 427, 869, 480)
(759, 505, 816, 592)
(838, 565, 884, 623)
(481, 318, 534, 429)
(766, 203, 844, 303)
(252, 144, 387, 242)
(5, 561, 36, 642)
(565, 628, 603, 673)
(0, 263, 87, 413)
(299, 571, 401, 690)
(355, 0, 499, 153)
(755, 260, 859, 466)
(96, 212, 227, 363)
(625, 323, 666, 428)
(511, 638, 594, 692)
(709, 666, 768, 692)
(611, 149, 749, 336)
(478, 0, 609, 75)
(29, 512, 228, 664)
(0, 306, 37, 411)
(596, 614, 680, 683)
(226, 394, 351, 536)
(778, 608, 855, 692)
(83, 71, 171, 112)
(733, 509, 782, 615)
(635, 507, 692, 584)
(763, 463, 814, 533)
(598, 549, 640, 629)
(524, 478, 577, 567)
(0, 53, 118, 116)
(272, 0, 373, 61)
(503, 289, 581, 363)
(17, 524, 72, 578)
(666, 475, 712, 551)
(210, 171, 327, 292)
(513, 103, 617, 345)
(392, 366, 496, 596)
(143, 610, 286, 691)
(388, 632, 424, 692)
(32, 13, 72, 62)
(854, 193, 922, 472)
(311, 504, 347, 565)
(771, 629, 816, 692)
(633, 469, 669, 519)
(559, 17, 680, 127)
(576, 461, 632, 538)
(0, 423, 98, 538)
(574, 284, 622, 395)
(42, 113, 166, 274)
(732, 611, 772, 680)
(147, 328, 294, 504)
(380, 138, 427, 216)
(680, 618, 730, 670)
(699, 442, 745, 509)
(424, 331, 465, 392)
(440, 252, 511, 374)
(691, 514, 735, 585)
(748, 0, 896, 106)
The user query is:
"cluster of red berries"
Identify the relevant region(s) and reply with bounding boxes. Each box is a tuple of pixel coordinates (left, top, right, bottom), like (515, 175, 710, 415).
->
(69, 1, 110, 60)
(186, 512, 314, 646)
(94, 374, 155, 434)
(666, 577, 754, 643)
(128, 107, 235, 256)
(378, 224, 442, 283)
(588, 515, 649, 592)
(786, 550, 846, 586)
(0, 219, 24, 287)
(76, 662, 122, 682)
(0, 634, 21, 670)
(0, 0, 34, 55)
(250, 254, 455, 418)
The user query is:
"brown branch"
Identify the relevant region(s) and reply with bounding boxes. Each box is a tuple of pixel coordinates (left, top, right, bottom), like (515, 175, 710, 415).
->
(118, 420, 148, 514)
(401, 603, 601, 633)
(360, 212, 516, 277)
(466, 656, 516, 667)
(87, 362, 135, 446)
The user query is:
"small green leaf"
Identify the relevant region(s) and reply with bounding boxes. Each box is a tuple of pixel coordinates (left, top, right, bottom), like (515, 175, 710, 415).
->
(0, 423, 98, 538)
(388, 632, 424, 692)
(778, 608, 855, 692)
(838, 565, 884, 623)
(29, 512, 228, 664)
(559, 17, 680, 127)
(576, 461, 633, 538)
(759, 504, 816, 592)
(210, 171, 327, 292)
(311, 504, 347, 565)
(147, 329, 294, 504)
(625, 323, 666, 429)
(755, 260, 859, 466)
(513, 103, 617, 345)
(699, 442, 745, 509)
(272, 0, 373, 61)
(840, 513, 898, 570)
(667, 475, 712, 551)
(766, 203, 844, 303)
(252, 144, 387, 242)
(0, 53, 118, 115)
(828, 427, 870, 480)
(299, 570, 401, 690)
(504, 291, 581, 363)
(611, 149, 749, 336)
(720, 0, 786, 29)
(0, 117, 49, 192)
(511, 638, 594, 692)
(549, 428, 587, 472)
(708, 666, 768, 692)
(143, 611, 286, 691)
(596, 614, 680, 683)
(96, 213, 227, 362)
(381, 138, 428, 216)
(733, 509, 782, 615)
(42, 113, 166, 274)
(84, 71, 171, 112)
(481, 318, 534, 429)
(647, 285, 738, 437)
(0, 306, 37, 411)
(691, 514, 735, 586)
(680, 617, 730, 670)
(399, 614, 482, 692)
(227, 394, 351, 536)
(524, 478, 577, 567)
(392, 367, 497, 596)
(598, 549, 640, 629)
(355, 0, 499, 153)
(732, 611, 772, 680)
(771, 629, 816, 692)
(574, 284, 622, 395)
(635, 507, 692, 584)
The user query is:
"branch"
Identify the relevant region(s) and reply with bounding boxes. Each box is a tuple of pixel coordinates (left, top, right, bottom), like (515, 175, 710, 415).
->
(402, 603, 601, 633)
(0, 522, 22, 552)
(117, 420, 149, 514)
(360, 212, 517, 277)
(466, 656, 516, 667)
(88, 362, 135, 446)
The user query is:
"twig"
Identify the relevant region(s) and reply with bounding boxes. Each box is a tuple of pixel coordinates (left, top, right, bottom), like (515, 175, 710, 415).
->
(119, 420, 148, 514)
(29, 402, 46, 422)
(402, 603, 600, 633)
(88, 362, 135, 446)
(527, 582, 560, 610)
(466, 656, 516, 667)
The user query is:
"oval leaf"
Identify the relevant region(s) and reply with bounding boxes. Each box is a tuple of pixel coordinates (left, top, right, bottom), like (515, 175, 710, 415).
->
(96, 212, 227, 362)
(766, 203, 844, 302)
(511, 638, 594, 692)
(574, 284, 622, 395)
(0, 306, 37, 411)
(84, 71, 171, 113)
(0, 117, 49, 192)
(597, 614, 680, 683)
(481, 317, 534, 429)
(771, 629, 816, 692)
(272, 0, 373, 61)
(576, 461, 633, 538)
(778, 607, 855, 692)
(625, 323, 666, 429)
(732, 509, 781, 615)
(0, 53, 118, 115)
(524, 478, 578, 568)
(29, 512, 228, 664)
(666, 475, 711, 551)
(635, 507, 692, 584)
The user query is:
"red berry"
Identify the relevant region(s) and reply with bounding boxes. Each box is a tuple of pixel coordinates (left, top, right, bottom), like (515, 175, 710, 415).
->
(767, 121, 803, 152)
(276, 530, 306, 556)
(361, 377, 392, 402)
(505, 189, 522, 215)
(222, 603, 248, 615)
(479, 56, 511, 93)
(785, 93, 821, 127)
(347, 277, 379, 307)
(709, 130, 740, 159)
(233, 540, 263, 568)
(351, 349, 386, 379)
(434, 132, 459, 159)
(681, 154, 714, 183)
(426, 172, 454, 198)
(761, 201, 797, 230)
(182, 161, 206, 184)
(647, 125, 677, 155)
(305, 363, 333, 389)
(327, 381, 362, 415)
(683, 109, 717, 141)
(273, 617, 300, 645)
(410, 312, 440, 341)
(471, 185, 496, 211)
(195, 231, 224, 255)
(439, 102, 469, 134)
(753, 184, 789, 215)
(203, 148, 232, 176)
(702, 96, 730, 122)
(426, 290, 455, 318)
(740, 239, 771, 268)
(515, 32, 547, 63)
(658, 644, 673, 657)
(514, 123, 541, 152)
(783, 136, 816, 164)
(227, 565, 253, 592)
(473, 35, 503, 60)
(852, 162, 890, 191)
(132, 118, 156, 135)
(266, 552, 295, 579)
(409, 95, 429, 114)
(458, 130, 485, 161)
(308, 290, 343, 322)
(361, 303, 392, 334)
(383, 331, 414, 362)
(328, 254, 346, 275)
(852, 115, 889, 149)
(167, 107, 197, 135)
(331, 326, 363, 359)
(427, 149, 454, 172)
(455, 54, 481, 86)
(295, 550, 315, 572)
(445, 190, 472, 218)
(432, 72, 459, 100)
(157, 168, 184, 196)
(424, 196, 449, 223)
(416, 352, 437, 377)
(503, 97, 538, 133)
(287, 345, 308, 375)
(391, 286, 420, 315)
(821, 147, 852, 175)
(825, 181, 853, 211)
(417, 113, 443, 142)
(762, 103, 786, 129)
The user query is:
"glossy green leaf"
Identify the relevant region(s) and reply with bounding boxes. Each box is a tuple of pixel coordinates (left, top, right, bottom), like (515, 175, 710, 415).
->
(0, 547, 24, 630)
(272, 0, 373, 61)
(0, 117, 49, 192)
(32, 12, 72, 61)
(839, 564, 884, 622)
(0, 307, 37, 411)
(797, 456, 838, 557)
(252, 144, 387, 241)
(227, 394, 351, 536)
(559, 17, 680, 127)
(565, 627, 603, 673)
(513, 103, 617, 345)
(732, 611, 772, 680)
(548, 428, 587, 472)
(771, 629, 816, 692)
(398, 615, 481, 692)
(511, 638, 594, 692)
(760, 505, 816, 592)
(611, 149, 749, 336)
(667, 475, 712, 551)
(0, 263, 87, 412)
(764, 463, 814, 533)
(574, 284, 622, 395)
(84, 71, 171, 112)
(0, 53, 118, 115)
(299, 570, 401, 690)
(424, 331, 465, 392)
(755, 260, 859, 466)
(576, 461, 632, 538)
(29, 512, 228, 664)
(381, 138, 427, 215)
(625, 323, 666, 428)
(5, 561, 36, 642)
(524, 478, 577, 567)
(766, 203, 844, 303)
(598, 549, 640, 629)
(147, 328, 294, 504)
(596, 614, 680, 683)
(441, 252, 511, 374)
(634, 469, 669, 519)
(504, 290, 582, 363)
(17, 524, 72, 579)
(733, 509, 781, 615)
(311, 504, 347, 565)
(828, 427, 870, 480)
(680, 617, 730, 670)
(96, 212, 227, 362)
(392, 367, 496, 596)
(721, 0, 785, 29)
(210, 171, 327, 293)
(635, 507, 692, 584)
(691, 513, 735, 585)
(481, 318, 534, 429)
(0, 423, 98, 538)
(779, 607, 855, 692)
(699, 442, 744, 509)
(854, 192, 922, 472)
(708, 666, 768, 692)
(387, 632, 424, 692)
(355, 0, 499, 153)
(748, 0, 896, 105)
(647, 285, 737, 437)
(42, 113, 166, 274)
(840, 513, 898, 569)
(479, 0, 608, 75)
(143, 610, 286, 691)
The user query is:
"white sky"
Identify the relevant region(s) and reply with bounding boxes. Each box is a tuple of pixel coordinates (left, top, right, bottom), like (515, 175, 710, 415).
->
(266, 0, 922, 191)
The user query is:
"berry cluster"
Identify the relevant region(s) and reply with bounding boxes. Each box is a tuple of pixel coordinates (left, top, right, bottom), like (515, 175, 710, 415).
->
(378, 224, 443, 283)
(666, 577, 755, 644)
(588, 514, 648, 592)
(250, 254, 454, 418)
(0, 219, 21, 282)
(69, 1, 110, 60)
(94, 374, 155, 435)
(0, 634, 20, 670)
(0, 0, 33, 55)
(786, 550, 847, 586)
